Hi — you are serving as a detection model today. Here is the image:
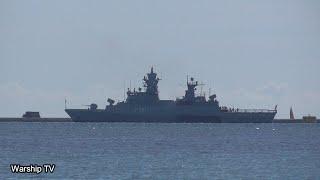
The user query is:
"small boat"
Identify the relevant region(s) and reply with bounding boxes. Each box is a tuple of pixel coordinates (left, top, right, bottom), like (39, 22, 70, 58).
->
(22, 111, 41, 118)
(302, 115, 317, 123)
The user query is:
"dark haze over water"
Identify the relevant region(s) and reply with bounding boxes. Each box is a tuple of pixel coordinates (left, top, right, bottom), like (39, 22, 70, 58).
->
(0, 122, 319, 179)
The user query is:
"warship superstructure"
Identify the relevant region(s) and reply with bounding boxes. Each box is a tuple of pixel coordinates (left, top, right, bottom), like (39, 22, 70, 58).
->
(65, 68, 277, 123)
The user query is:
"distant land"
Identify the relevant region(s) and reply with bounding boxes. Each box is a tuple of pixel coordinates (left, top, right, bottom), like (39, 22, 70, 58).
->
(0, 117, 318, 123)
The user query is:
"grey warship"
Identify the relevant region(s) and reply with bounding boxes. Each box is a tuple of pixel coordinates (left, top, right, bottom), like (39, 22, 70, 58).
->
(65, 68, 277, 123)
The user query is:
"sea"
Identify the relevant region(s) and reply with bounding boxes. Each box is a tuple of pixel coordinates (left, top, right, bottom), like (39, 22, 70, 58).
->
(0, 122, 319, 179)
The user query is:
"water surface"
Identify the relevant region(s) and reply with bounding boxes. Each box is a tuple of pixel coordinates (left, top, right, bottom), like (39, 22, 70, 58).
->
(0, 123, 319, 179)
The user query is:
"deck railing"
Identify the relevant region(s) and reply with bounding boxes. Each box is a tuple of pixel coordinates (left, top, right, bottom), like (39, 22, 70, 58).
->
(221, 108, 277, 113)
(237, 109, 276, 113)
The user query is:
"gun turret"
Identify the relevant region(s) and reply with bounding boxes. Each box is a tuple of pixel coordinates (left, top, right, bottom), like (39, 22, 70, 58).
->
(107, 98, 115, 106)
(83, 104, 98, 110)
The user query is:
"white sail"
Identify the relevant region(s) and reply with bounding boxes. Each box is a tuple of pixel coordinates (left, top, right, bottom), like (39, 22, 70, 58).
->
(290, 107, 295, 120)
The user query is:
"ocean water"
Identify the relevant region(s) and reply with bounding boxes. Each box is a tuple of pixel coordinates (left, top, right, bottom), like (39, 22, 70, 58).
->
(0, 123, 319, 179)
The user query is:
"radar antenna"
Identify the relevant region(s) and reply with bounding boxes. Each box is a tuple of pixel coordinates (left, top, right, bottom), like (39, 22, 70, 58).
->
(198, 81, 205, 96)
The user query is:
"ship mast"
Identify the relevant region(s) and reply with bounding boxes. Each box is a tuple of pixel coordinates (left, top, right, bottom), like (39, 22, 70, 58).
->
(143, 67, 160, 98)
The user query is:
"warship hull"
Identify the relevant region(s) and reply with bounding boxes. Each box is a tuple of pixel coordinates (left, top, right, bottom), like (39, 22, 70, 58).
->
(65, 109, 276, 123)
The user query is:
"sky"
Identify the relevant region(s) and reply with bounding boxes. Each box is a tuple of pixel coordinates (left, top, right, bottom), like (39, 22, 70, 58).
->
(0, 0, 319, 118)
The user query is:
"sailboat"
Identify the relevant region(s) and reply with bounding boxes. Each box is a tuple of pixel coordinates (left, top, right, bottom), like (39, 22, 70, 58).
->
(290, 107, 295, 120)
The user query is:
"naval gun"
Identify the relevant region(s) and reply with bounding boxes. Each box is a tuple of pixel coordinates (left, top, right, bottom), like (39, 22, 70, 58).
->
(83, 103, 98, 110)
(107, 98, 115, 106)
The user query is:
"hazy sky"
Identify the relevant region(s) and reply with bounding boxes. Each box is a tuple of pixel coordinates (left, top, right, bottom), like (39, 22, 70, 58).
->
(1, 0, 319, 118)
